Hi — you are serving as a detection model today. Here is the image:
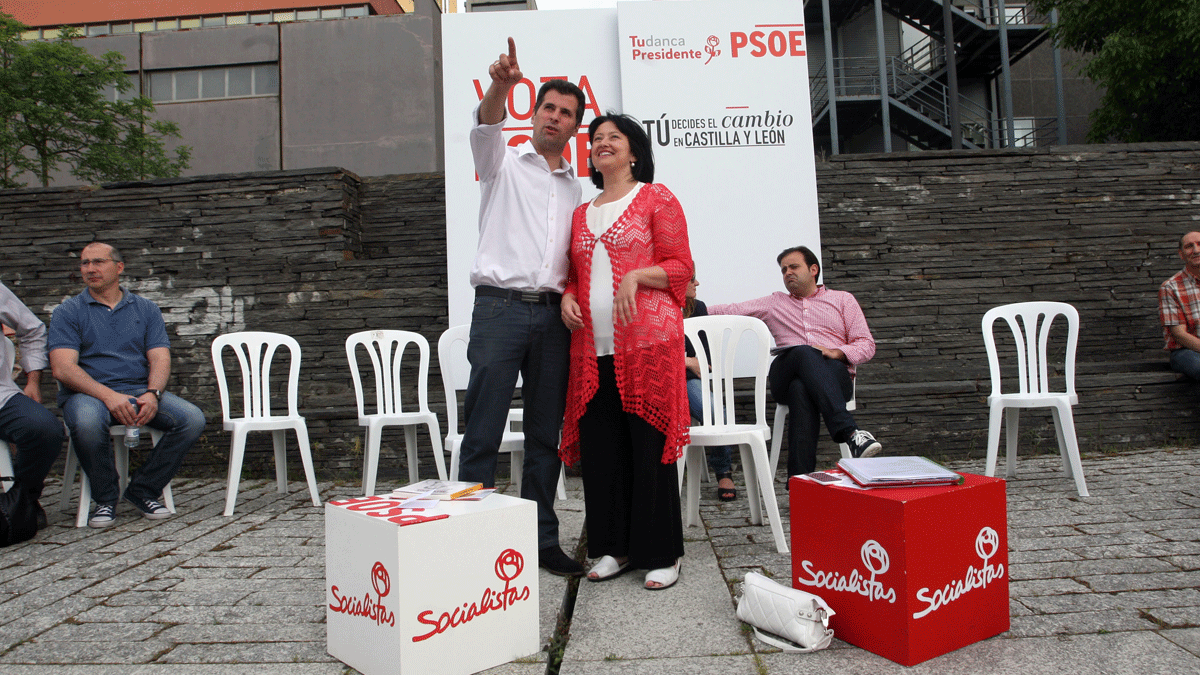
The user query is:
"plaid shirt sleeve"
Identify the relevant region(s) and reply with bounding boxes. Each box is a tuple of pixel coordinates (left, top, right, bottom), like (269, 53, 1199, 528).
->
(1160, 272, 1200, 350)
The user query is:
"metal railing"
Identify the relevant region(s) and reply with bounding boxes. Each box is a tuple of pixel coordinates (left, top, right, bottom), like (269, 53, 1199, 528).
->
(809, 55, 1058, 149)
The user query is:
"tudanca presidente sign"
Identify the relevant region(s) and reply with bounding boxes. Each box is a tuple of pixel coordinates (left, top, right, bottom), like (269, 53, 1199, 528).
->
(442, 1, 821, 336)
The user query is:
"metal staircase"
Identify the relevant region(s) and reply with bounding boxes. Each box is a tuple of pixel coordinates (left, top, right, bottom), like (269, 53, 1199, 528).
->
(808, 0, 1054, 152)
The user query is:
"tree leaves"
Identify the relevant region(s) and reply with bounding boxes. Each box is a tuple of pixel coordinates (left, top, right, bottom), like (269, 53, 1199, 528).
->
(1030, 0, 1200, 142)
(0, 15, 190, 187)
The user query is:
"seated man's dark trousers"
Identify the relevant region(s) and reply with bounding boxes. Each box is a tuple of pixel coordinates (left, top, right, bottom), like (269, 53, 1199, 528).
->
(768, 345, 855, 476)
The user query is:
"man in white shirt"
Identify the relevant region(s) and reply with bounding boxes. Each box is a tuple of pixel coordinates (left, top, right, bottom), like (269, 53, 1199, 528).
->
(462, 38, 586, 576)
(0, 282, 64, 529)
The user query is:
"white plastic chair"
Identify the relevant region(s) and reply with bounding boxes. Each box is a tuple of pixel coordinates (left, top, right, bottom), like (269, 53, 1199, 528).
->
(982, 302, 1088, 497)
(346, 330, 447, 495)
(212, 332, 321, 516)
(437, 325, 566, 499)
(61, 425, 172, 527)
(678, 315, 787, 553)
(768, 377, 857, 479)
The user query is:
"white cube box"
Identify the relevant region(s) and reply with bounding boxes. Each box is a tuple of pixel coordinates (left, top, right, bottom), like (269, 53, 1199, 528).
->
(325, 493, 540, 675)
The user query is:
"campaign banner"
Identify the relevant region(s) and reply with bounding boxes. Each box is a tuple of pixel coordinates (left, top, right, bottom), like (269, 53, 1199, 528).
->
(616, 0, 820, 299)
(441, 9, 621, 327)
(441, 1, 821, 327)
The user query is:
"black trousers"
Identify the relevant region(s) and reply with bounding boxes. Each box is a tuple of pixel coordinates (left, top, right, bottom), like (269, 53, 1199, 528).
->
(579, 356, 684, 570)
(768, 345, 855, 476)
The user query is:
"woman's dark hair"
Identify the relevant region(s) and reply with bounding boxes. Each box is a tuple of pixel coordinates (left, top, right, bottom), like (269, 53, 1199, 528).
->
(587, 112, 654, 189)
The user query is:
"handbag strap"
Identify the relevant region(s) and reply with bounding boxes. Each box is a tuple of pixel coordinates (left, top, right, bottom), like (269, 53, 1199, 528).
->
(750, 626, 832, 653)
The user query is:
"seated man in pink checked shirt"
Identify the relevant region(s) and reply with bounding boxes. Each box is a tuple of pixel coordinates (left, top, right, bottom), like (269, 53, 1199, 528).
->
(707, 246, 881, 476)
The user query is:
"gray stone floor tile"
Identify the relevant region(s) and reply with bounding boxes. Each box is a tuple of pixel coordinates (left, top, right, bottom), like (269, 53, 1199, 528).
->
(560, 655, 760, 674)
(1161, 627, 1200, 658)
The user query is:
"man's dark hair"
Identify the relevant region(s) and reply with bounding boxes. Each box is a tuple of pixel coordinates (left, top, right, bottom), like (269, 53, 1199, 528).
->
(777, 245, 819, 279)
(586, 112, 655, 190)
(535, 79, 586, 126)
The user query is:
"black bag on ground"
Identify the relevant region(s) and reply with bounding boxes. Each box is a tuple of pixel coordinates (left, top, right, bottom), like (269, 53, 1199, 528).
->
(0, 477, 38, 547)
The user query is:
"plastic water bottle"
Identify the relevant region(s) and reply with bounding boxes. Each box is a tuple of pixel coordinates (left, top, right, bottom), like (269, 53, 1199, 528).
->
(124, 398, 141, 448)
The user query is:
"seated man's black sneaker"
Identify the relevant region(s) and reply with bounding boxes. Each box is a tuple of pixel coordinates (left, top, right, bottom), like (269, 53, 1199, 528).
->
(539, 545, 584, 577)
(847, 429, 882, 459)
(123, 492, 173, 520)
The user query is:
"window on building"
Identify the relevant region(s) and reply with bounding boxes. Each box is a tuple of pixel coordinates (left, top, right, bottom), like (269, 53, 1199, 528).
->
(149, 64, 281, 103)
(100, 79, 141, 103)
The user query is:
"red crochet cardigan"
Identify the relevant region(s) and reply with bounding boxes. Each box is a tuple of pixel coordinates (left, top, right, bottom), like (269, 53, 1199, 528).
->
(560, 183, 694, 466)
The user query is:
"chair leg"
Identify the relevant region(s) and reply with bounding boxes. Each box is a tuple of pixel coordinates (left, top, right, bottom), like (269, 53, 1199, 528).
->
(747, 432, 788, 554)
(293, 424, 322, 507)
(984, 403, 1004, 477)
(1052, 403, 1089, 497)
(447, 442, 460, 482)
(768, 405, 787, 480)
(61, 442, 79, 512)
(838, 442, 852, 459)
(271, 429, 289, 493)
(363, 424, 381, 496)
(511, 450, 524, 495)
(1004, 408, 1020, 478)
(739, 443, 764, 525)
(426, 420, 448, 481)
(685, 446, 704, 528)
(223, 428, 249, 516)
(76, 465, 92, 528)
(0, 443, 13, 493)
(403, 426, 419, 485)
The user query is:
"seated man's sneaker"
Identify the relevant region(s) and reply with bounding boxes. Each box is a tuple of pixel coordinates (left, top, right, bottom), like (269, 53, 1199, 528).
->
(88, 503, 117, 528)
(124, 492, 173, 520)
(848, 429, 882, 459)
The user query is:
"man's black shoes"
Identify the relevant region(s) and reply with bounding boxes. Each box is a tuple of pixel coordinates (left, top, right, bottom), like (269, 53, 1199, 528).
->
(539, 545, 584, 577)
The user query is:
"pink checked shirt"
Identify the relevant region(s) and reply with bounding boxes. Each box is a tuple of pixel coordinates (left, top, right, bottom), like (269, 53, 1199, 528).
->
(1159, 268, 1200, 350)
(707, 286, 875, 375)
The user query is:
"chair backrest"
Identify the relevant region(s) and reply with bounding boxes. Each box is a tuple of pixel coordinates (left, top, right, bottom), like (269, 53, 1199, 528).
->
(982, 301, 1079, 398)
(346, 330, 431, 418)
(684, 315, 771, 429)
(437, 325, 472, 436)
(211, 331, 303, 422)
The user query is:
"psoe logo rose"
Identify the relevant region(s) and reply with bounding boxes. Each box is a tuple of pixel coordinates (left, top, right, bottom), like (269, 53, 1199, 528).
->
(704, 35, 721, 65)
(329, 560, 396, 627)
(912, 526, 1006, 619)
(413, 549, 532, 643)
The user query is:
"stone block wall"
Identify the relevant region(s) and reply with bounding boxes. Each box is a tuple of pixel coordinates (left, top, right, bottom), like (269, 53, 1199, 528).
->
(2, 143, 1198, 479)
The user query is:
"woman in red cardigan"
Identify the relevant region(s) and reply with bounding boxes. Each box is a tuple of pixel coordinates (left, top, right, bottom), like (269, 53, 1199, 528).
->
(560, 112, 694, 590)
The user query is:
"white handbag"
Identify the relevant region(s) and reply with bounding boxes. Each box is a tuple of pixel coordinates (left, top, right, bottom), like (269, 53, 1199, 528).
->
(736, 571, 835, 652)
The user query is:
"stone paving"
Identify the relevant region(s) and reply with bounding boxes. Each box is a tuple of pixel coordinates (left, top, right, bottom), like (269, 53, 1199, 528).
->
(0, 447, 1196, 674)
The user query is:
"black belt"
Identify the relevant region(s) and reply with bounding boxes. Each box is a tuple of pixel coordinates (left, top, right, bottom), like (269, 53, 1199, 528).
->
(476, 285, 562, 305)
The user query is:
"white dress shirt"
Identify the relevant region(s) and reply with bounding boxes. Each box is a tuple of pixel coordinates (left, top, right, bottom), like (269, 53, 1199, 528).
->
(469, 105, 581, 293)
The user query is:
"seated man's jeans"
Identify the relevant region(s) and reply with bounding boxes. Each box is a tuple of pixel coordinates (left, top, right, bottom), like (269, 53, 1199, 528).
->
(0, 393, 64, 500)
(61, 391, 205, 505)
(1169, 348, 1200, 381)
(685, 377, 734, 475)
(768, 345, 855, 477)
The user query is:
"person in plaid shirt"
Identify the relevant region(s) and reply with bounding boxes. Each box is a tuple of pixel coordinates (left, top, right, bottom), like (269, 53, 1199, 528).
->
(708, 246, 881, 476)
(1159, 231, 1200, 380)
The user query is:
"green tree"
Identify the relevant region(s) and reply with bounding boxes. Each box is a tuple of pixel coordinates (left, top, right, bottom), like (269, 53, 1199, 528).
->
(1030, 0, 1200, 143)
(0, 16, 189, 187)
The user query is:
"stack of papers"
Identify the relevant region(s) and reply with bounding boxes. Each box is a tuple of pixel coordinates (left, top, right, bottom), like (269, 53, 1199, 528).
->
(390, 479, 484, 501)
(836, 456, 962, 488)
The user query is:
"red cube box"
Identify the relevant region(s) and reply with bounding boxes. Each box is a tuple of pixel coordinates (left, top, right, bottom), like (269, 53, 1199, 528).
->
(789, 473, 1008, 666)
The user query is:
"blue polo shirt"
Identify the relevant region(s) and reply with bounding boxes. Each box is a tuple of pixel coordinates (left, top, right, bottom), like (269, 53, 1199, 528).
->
(49, 287, 171, 404)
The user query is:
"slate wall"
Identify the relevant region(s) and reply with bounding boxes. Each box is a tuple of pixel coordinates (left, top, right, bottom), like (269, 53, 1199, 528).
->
(2, 143, 1198, 480)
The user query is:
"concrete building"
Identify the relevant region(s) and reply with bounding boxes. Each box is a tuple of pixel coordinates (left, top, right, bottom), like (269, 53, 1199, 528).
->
(7, 1, 448, 183)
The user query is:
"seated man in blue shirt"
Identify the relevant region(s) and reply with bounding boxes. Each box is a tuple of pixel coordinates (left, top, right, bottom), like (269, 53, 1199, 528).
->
(49, 242, 206, 528)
